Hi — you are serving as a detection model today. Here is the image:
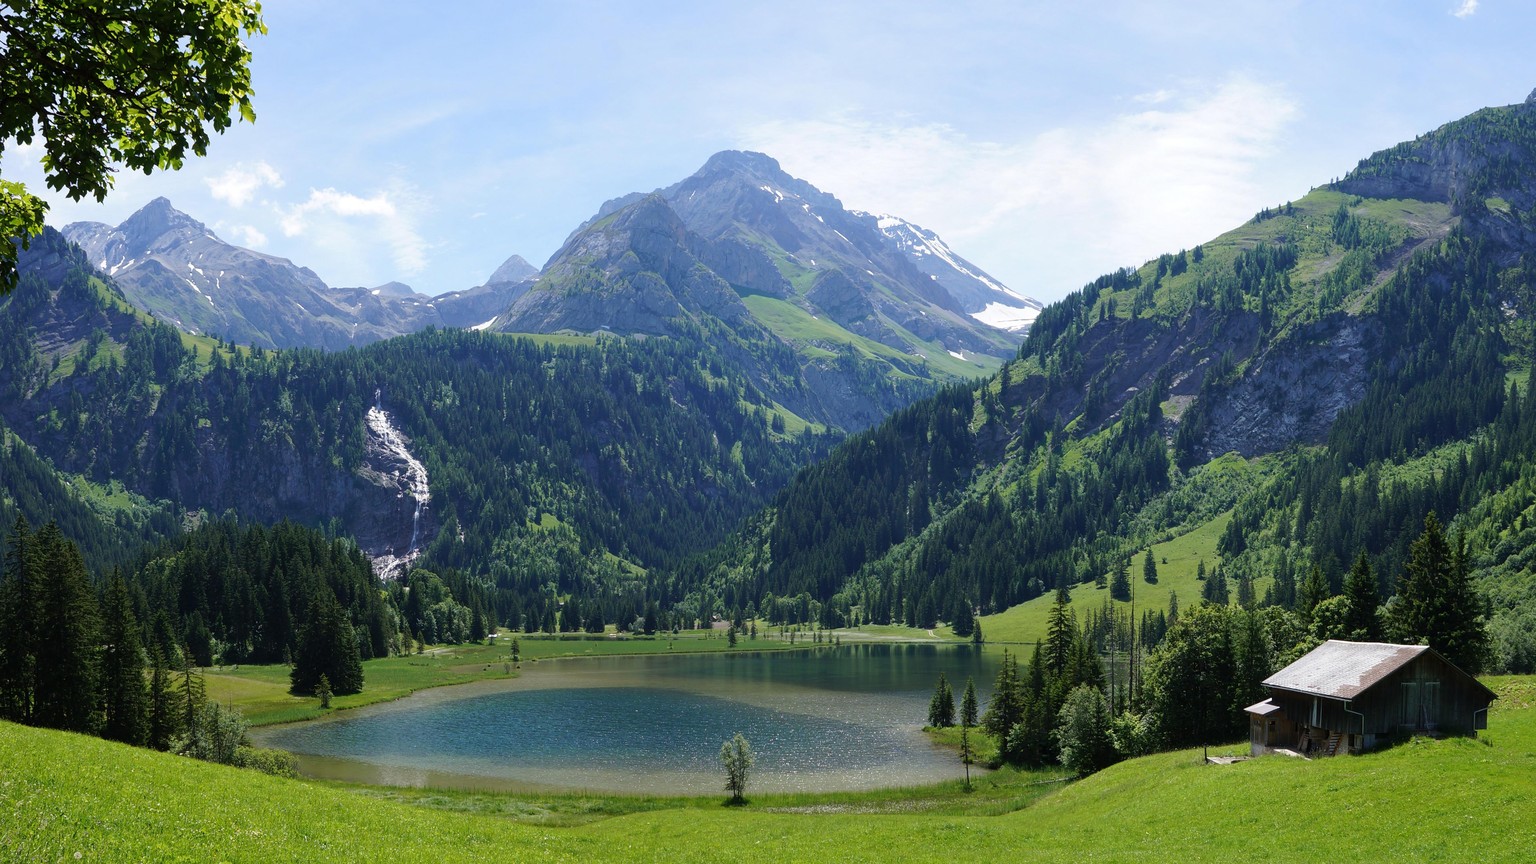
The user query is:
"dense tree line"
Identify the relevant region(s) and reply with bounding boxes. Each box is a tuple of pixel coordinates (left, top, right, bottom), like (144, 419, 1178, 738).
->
(128, 519, 392, 674)
(0, 517, 289, 773)
(0, 231, 835, 616)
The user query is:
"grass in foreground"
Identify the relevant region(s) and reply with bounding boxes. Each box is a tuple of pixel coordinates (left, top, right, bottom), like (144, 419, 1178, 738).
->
(6, 678, 1534, 862)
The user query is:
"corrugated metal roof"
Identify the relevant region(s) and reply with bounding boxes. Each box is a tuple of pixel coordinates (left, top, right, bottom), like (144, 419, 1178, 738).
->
(1244, 699, 1282, 717)
(1263, 640, 1428, 700)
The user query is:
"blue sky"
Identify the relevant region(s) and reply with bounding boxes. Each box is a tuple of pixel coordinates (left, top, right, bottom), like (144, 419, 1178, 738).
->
(6, 0, 1535, 301)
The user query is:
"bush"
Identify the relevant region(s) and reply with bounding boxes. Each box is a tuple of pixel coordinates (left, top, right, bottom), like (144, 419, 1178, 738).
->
(235, 746, 298, 778)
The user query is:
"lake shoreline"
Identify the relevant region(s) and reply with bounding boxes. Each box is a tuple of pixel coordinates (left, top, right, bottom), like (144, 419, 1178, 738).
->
(251, 643, 997, 796)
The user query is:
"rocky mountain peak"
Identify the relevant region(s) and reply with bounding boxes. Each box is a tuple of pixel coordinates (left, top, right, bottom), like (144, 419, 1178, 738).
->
(696, 150, 786, 180)
(117, 197, 209, 250)
(1527, 86, 1536, 105)
(486, 253, 538, 285)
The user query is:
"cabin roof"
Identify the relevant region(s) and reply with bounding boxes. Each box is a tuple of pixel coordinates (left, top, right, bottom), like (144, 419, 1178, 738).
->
(1244, 698, 1283, 717)
(1264, 640, 1431, 700)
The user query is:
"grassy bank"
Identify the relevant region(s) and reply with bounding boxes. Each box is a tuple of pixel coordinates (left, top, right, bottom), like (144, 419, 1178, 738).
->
(206, 629, 821, 726)
(5, 678, 1533, 862)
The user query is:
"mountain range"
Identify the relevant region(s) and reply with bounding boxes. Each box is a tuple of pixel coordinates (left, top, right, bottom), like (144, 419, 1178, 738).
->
(9, 92, 1536, 670)
(61, 200, 537, 350)
(60, 154, 1036, 431)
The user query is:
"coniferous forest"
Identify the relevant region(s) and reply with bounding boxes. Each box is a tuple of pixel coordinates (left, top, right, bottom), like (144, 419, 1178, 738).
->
(4, 56, 1536, 795)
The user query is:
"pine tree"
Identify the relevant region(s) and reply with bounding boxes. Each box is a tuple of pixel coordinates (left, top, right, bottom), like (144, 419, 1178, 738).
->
(981, 650, 1024, 741)
(291, 589, 365, 696)
(1297, 563, 1330, 623)
(927, 672, 955, 727)
(1044, 599, 1077, 676)
(1142, 548, 1158, 584)
(1235, 573, 1256, 609)
(950, 599, 975, 637)
(146, 644, 179, 751)
(1342, 552, 1380, 640)
(1389, 514, 1489, 673)
(0, 516, 40, 723)
(99, 570, 149, 746)
(31, 522, 101, 733)
(960, 676, 979, 728)
(1201, 563, 1230, 605)
(1110, 558, 1131, 602)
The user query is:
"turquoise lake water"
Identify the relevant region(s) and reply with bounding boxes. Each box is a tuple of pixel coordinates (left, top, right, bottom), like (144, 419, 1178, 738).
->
(255, 643, 999, 794)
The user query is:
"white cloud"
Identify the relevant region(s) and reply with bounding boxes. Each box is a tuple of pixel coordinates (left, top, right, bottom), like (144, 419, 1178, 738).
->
(278, 186, 428, 276)
(739, 75, 1299, 299)
(235, 225, 269, 248)
(1452, 0, 1478, 18)
(206, 161, 283, 207)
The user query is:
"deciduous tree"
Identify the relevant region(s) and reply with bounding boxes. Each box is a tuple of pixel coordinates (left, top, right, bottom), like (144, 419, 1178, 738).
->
(0, 0, 266, 291)
(719, 732, 754, 804)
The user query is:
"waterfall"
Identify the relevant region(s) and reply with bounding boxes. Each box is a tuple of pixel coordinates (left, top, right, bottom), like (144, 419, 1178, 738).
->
(365, 402, 431, 555)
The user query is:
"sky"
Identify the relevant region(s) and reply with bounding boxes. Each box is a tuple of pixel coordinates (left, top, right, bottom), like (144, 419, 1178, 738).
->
(5, 0, 1536, 301)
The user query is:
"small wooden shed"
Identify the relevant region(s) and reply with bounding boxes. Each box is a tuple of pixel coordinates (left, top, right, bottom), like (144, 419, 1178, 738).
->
(1245, 640, 1496, 757)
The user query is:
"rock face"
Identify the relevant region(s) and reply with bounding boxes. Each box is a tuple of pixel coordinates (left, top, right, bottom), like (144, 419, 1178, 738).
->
(1334, 98, 1536, 212)
(1200, 314, 1379, 459)
(496, 195, 754, 337)
(61, 199, 536, 349)
(1527, 86, 1536, 105)
(486, 254, 539, 285)
(857, 212, 1042, 333)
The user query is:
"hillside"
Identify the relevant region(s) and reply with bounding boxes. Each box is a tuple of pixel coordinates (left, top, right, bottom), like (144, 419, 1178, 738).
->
(678, 95, 1536, 667)
(3, 677, 1531, 862)
(0, 230, 834, 623)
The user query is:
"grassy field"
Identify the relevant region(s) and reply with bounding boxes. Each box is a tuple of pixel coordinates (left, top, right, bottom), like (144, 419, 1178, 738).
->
(206, 630, 817, 726)
(5, 678, 1533, 862)
(978, 510, 1240, 646)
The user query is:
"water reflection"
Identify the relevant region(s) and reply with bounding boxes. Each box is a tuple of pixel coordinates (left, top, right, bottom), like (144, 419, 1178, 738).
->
(255, 643, 1000, 794)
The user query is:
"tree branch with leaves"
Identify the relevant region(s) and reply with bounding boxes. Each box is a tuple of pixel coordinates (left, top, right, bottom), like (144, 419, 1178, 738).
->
(0, 0, 266, 291)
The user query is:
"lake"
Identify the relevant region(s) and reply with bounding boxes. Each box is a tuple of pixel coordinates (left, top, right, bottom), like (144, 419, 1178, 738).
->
(253, 643, 1000, 794)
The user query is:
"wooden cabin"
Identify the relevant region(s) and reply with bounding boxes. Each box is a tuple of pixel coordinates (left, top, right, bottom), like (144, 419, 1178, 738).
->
(1244, 640, 1496, 757)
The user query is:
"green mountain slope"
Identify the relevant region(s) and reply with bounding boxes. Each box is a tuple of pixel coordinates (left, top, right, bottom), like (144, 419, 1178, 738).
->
(0, 230, 834, 628)
(679, 95, 1536, 667)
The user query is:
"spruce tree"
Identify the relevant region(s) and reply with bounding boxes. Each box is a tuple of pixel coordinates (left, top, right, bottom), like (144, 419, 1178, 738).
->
(0, 516, 40, 723)
(927, 673, 955, 727)
(960, 676, 979, 728)
(291, 589, 365, 696)
(1142, 548, 1158, 584)
(1109, 558, 1131, 602)
(1342, 552, 1380, 640)
(950, 599, 975, 637)
(146, 644, 179, 751)
(1044, 599, 1077, 676)
(1297, 563, 1330, 623)
(99, 571, 149, 746)
(1389, 514, 1488, 673)
(31, 523, 101, 733)
(981, 650, 1024, 741)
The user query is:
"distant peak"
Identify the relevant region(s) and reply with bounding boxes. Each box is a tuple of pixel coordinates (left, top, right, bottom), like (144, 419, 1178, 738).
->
(696, 150, 784, 178)
(119, 196, 207, 239)
(1528, 86, 1536, 105)
(486, 253, 538, 285)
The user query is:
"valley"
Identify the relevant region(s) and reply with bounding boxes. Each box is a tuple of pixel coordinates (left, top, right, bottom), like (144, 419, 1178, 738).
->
(4, 5, 1536, 859)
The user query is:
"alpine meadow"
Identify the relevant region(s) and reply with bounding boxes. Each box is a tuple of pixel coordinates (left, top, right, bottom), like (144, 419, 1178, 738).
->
(5, 3, 1536, 863)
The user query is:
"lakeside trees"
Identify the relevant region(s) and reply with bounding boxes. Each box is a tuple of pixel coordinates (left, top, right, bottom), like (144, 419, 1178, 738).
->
(720, 733, 754, 804)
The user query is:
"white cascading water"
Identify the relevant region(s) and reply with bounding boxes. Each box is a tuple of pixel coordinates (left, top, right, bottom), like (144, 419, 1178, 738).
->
(366, 392, 430, 559)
